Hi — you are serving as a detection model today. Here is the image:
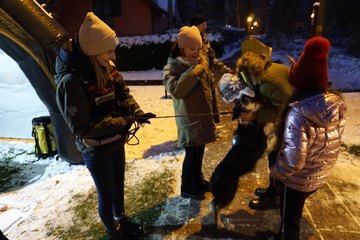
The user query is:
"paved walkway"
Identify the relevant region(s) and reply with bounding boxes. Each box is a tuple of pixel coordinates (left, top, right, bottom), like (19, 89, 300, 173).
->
(144, 97, 360, 240)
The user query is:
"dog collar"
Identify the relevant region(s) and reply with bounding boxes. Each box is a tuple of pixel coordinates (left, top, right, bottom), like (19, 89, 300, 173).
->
(239, 71, 255, 90)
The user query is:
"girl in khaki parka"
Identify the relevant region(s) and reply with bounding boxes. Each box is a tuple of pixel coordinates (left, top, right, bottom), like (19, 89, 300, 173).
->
(163, 26, 219, 200)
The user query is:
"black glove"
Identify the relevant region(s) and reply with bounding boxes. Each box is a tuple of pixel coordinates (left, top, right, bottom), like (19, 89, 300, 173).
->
(135, 112, 156, 124)
(123, 116, 135, 130)
(232, 100, 242, 120)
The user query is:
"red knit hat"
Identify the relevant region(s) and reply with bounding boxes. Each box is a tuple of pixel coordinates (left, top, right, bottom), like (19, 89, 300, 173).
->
(289, 36, 331, 91)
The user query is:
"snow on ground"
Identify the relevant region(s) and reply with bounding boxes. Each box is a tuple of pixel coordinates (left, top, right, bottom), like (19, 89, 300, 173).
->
(1, 87, 359, 240)
(1, 39, 360, 239)
(0, 85, 184, 239)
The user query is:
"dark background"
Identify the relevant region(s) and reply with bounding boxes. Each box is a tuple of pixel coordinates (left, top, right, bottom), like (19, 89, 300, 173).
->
(39, 0, 360, 57)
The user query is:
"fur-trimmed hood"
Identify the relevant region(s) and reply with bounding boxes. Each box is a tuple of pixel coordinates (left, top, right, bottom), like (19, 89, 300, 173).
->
(235, 51, 272, 85)
(235, 51, 292, 127)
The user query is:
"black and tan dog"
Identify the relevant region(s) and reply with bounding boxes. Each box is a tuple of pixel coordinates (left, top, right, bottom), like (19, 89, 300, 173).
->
(210, 74, 276, 228)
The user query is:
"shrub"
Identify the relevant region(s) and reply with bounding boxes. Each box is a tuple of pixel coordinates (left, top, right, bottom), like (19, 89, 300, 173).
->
(115, 33, 224, 71)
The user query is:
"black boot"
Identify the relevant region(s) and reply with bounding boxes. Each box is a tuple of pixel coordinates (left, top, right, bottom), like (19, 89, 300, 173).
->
(282, 224, 300, 240)
(181, 175, 206, 200)
(199, 174, 210, 192)
(181, 188, 205, 200)
(181, 168, 205, 200)
(116, 215, 144, 239)
(249, 179, 280, 210)
(254, 187, 267, 197)
(106, 229, 120, 240)
(255, 230, 284, 240)
(254, 176, 278, 197)
(249, 194, 279, 210)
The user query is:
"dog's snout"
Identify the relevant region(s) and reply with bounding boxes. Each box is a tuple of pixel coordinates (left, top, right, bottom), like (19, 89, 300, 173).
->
(240, 97, 251, 105)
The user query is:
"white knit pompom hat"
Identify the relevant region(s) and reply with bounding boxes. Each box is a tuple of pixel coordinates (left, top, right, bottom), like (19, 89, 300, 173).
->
(219, 73, 256, 103)
(177, 26, 202, 48)
(79, 12, 119, 56)
(219, 73, 243, 103)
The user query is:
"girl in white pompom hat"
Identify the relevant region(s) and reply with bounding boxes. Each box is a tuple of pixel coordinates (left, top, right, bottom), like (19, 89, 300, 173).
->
(163, 26, 218, 201)
(54, 12, 153, 239)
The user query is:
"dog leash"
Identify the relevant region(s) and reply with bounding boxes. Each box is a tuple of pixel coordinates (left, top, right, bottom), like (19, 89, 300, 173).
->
(150, 111, 233, 119)
(127, 111, 233, 145)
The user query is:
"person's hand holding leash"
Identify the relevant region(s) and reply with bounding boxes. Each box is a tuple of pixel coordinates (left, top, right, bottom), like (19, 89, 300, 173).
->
(135, 112, 156, 124)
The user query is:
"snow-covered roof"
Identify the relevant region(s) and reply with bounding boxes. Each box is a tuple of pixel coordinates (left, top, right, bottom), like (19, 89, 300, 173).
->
(118, 32, 223, 48)
(152, 0, 176, 13)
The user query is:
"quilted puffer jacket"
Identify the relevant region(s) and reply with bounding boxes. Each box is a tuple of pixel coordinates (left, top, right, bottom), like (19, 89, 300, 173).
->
(271, 91, 346, 192)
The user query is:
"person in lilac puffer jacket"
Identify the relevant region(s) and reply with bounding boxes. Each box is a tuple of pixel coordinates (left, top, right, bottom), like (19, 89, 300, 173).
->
(270, 36, 346, 240)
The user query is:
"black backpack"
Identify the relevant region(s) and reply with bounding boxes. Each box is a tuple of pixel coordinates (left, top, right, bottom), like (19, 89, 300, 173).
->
(31, 116, 57, 159)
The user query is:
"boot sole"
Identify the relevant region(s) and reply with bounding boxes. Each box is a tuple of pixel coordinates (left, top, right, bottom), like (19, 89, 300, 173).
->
(181, 191, 205, 200)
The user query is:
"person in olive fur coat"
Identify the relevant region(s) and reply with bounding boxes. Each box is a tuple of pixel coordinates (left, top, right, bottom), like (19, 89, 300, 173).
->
(235, 51, 293, 210)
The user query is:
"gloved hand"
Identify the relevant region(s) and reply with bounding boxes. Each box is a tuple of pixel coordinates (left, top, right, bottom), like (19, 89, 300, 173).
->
(227, 68, 235, 74)
(192, 64, 205, 77)
(232, 100, 242, 120)
(135, 112, 156, 124)
(123, 116, 135, 130)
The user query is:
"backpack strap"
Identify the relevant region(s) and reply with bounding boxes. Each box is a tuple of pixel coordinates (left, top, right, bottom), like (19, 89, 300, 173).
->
(32, 126, 41, 159)
(43, 123, 54, 156)
(32, 117, 57, 159)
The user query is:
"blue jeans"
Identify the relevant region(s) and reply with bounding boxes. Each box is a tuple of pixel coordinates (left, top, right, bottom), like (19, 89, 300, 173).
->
(83, 146, 125, 232)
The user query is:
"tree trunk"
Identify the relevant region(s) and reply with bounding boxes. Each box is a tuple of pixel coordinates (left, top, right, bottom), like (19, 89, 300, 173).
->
(167, 0, 174, 28)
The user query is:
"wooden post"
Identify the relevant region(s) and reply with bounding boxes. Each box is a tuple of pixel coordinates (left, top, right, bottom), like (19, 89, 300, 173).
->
(316, 0, 326, 36)
(311, 0, 326, 36)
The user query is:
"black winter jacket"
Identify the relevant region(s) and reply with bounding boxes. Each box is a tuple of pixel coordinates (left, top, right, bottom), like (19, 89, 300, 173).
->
(54, 42, 142, 157)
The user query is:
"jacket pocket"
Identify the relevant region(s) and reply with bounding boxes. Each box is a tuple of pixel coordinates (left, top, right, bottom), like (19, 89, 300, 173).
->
(179, 120, 216, 146)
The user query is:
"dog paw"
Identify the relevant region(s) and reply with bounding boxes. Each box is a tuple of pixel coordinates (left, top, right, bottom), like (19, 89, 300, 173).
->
(215, 219, 226, 229)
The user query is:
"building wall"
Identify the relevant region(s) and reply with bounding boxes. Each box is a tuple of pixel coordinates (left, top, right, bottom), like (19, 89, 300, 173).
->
(114, 0, 153, 36)
(152, 9, 169, 34)
(56, 0, 92, 37)
(55, 0, 166, 37)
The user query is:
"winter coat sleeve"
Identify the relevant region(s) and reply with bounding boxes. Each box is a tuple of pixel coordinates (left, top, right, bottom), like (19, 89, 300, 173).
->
(255, 65, 292, 124)
(271, 110, 308, 180)
(163, 61, 204, 99)
(201, 41, 231, 85)
(338, 102, 346, 136)
(56, 74, 131, 139)
(113, 76, 143, 115)
(210, 58, 232, 84)
(256, 82, 288, 123)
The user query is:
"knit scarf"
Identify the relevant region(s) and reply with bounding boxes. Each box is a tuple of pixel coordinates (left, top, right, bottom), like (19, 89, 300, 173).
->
(177, 56, 199, 66)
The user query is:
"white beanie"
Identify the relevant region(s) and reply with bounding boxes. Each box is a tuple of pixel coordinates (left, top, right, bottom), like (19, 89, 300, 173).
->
(177, 26, 202, 48)
(219, 73, 245, 103)
(79, 12, 119, 56)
